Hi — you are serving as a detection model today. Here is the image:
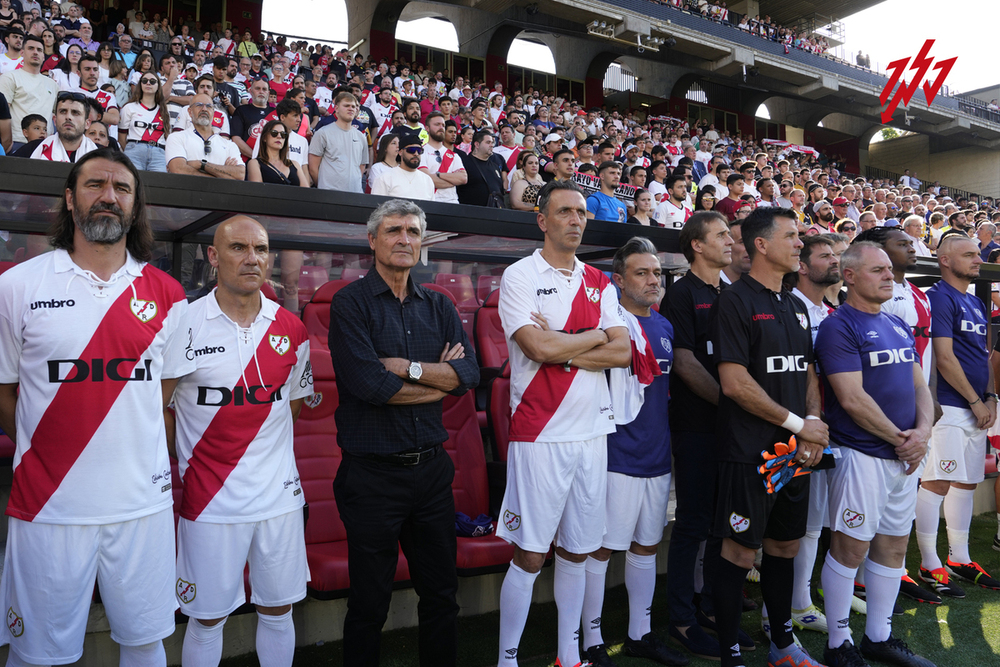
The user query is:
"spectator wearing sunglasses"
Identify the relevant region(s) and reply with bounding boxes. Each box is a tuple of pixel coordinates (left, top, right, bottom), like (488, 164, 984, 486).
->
(0, 34, 58, 150)
(834, 218, 857, 241)
(165, 93, 244, 179)
(371, 134, 434, 201)
(418, 111, 466, 203)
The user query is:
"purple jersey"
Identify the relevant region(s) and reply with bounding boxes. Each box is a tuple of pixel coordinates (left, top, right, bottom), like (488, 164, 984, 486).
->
(927, 280, 988, 408)
(816, 304, 917, 460)
(607, 311, 673, 477)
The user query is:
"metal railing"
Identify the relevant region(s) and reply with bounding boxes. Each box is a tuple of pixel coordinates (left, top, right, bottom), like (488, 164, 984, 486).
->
(864, 166, 984, 203)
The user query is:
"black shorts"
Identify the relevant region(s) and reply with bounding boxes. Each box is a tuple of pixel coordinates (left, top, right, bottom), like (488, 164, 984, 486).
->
(712, 461, 810, 549)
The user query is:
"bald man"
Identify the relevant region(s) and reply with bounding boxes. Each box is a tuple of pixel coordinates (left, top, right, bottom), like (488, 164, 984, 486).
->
(168, 216, 314, 667)
(165, 93, 245, 180)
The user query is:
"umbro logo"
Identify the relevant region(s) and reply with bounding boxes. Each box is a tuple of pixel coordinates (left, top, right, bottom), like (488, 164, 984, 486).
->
(31, 298, 76, 310)
(537, 287, 557, 295)
(838, 617, 850, 629)
(590, 617, 601, 628)
(505, 649, 518, 658)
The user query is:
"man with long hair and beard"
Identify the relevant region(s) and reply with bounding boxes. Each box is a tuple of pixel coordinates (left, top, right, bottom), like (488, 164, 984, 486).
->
(0, 149, 195, 667)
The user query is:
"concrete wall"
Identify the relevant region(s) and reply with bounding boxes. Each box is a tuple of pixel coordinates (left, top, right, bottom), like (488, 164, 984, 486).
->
(867, 134, 1000, 197)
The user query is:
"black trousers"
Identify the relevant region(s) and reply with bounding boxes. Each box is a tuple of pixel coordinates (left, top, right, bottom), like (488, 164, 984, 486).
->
(334, 448, 459, 667)
(666, 431, 720, 626)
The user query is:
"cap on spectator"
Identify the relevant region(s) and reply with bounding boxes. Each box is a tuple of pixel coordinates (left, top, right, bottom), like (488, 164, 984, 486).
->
(832, 197, 849, 206)
(184, 62, 199, 72)
(251, 53, 263, 59)
(543, 133, 562, 144)
(398, 135, 423, 149)
(813, 201, 829, 213)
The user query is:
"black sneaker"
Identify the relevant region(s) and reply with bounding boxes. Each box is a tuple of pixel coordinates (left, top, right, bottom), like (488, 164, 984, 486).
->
(993, 534, 1000, 553)
(583, 644, 618, 667)
(945, 559, 1000, 590)
(623, 632, 690, 666)
(918, 566, 966, 599)
(668, 624, 720, 661)
(696, 609, 756, 651)
(825, 640, 871, 667)
(860, 634, 936, 667)
(898, 575, 941, 605)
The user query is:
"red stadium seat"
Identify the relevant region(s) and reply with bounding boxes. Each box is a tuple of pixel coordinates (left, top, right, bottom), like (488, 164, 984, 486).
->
(442, 391, 515, 574)
(261, 282, 279, 303)
(477, 275, 502, 304)
(341, 268, 367, 281)
(294, 360, 410, 598)
(301, 280, 353, 375)
(296, 265, 329, 307)
(434, 273, 478, 310)
(487, 363, 511, 462)
(475, 289, 508, 370)
(986, 452, 998, 476)
(421, 282, 458, 306)
(0, 261, 15, 275)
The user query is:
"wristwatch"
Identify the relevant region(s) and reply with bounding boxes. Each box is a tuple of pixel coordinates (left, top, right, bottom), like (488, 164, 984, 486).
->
(985, 392, 999, 403)
(200, 159, 208, 173)
(407, 361, 423, 382)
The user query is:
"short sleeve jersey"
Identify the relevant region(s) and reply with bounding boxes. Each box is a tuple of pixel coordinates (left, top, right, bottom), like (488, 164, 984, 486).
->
(664, 270, 722, 433)
(419, 145, 465, 204)
(607, 311, 673, 477)
(0, 250, 194, 524)
(173, 290, 313, 523)
(816, 305, 917, 459)
(711, 276, 814, 463)
(653, 199, 692, 229)
(498, 250, 626, 443)
(882, 280, 933, 384)
(119, 101, 168, 146)
(927, 280, 988, 408)
(586, 191, 627, 224)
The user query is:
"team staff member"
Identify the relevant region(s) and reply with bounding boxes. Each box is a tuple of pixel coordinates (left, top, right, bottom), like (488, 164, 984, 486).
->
(496, 181, 630, 667)
(170, 217, 313, 667)
(664, 211, 732, 661)
(915, 235, 1000, 594)
(710, 207, 829, 667)
(329, 199, 479, 667)
(0, 149, 195, 667)
(580, 238, 689, 667)
(816, 242, 937, 667)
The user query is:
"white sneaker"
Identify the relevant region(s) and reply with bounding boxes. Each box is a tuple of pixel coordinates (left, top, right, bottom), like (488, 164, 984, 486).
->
(791, 605, 829, 633)
(850, 594, 867, 616)
(747, 565, 761, 583)
(761, 615, 804, 648)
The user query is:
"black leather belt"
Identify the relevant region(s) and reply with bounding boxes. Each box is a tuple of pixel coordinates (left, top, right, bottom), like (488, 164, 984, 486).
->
(349, 445, 442, 466)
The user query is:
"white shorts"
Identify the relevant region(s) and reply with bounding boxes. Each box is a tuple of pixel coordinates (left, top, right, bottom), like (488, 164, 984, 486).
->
(603, 472, 671, 550)
(806, 469, 829, 533)
(176, 509, 308, 619)
(827, 446, 918, 543)
(0, 509, 176, 665)
(924, 405, 986, 484)
(496, 437, 607, 554)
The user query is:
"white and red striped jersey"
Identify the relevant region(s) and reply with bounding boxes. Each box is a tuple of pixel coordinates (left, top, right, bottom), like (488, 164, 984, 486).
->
(418, 144, 465, 203)
(119, 102, 168, 146)
(366, 100, 397, 140)
(883, 279, 933, 384)
(494, 143, 522, 177)
(173, 290, 312, 523)
(653, 198, 692, 229)
(173, 107, 232, 138)
(498, 250, 626, 443)
(0, 250, 194, 524)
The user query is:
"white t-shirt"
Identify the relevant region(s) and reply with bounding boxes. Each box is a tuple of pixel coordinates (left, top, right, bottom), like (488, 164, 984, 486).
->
(698, 173, 728, 200)
(0, 53, 22, 75)
(653, 199, 693, 229)
(0, 68, 60, 143)
(314, 86, 333, 112)
(370, 166, 435, 201)
(251, 128, 308, 167)
(119, 101, 169, 146)
(80, 85, 119, 138)
(498, 250, 626, 443)
(419, 144, 465, 203)
(647, 180, 668, 203)
(791, 288, 832, 345)
(165, 127, 242, 167)
(0, 250, 194, 524)
(173, 290, 312, 523)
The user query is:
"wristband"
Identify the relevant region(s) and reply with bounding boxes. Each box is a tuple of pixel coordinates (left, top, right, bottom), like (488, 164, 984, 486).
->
(781, 412, 805, 435)
(805, 415, 821, 420)
(564, 359, 573, 372)
(969, 397, 982, 407)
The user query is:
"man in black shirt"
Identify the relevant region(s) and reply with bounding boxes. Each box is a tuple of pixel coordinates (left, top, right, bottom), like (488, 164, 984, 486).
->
(230, 78, 271, 159)
(664, 211, 733, 661)
(710, 207, 829, 667)
(457, 130, 506, 207)
(329, 199, 479, 667)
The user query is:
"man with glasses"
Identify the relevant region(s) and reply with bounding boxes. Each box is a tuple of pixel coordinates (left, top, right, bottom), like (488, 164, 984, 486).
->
(117, 34, 136, 68)
(372, 134, 434, 200)
(0, 34, 57, 151)
(419, 111, 467, 203)
(165, 93, 244, 179)
(234, 57, 252, 86)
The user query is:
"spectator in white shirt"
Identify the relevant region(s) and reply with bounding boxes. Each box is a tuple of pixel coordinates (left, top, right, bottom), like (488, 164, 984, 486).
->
(165, 93, 245, 179)
(0, 34, 58, 149)
(371, 134, 434, 200)
(418, 112, 467, 203)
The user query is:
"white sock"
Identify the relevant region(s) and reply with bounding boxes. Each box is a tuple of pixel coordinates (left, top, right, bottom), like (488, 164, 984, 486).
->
(625, 550, 657, 641)
(915, 487, 945, 570)
(996, 512, 1000, 539)
(693, 540, 705, 594)
(119, 641, 167, 667)
(792, 530, 821, 610)
(499, 561, 539, 666)
(854, 558, 866, 588)
(581, 557, 609, 649)
(944, 487, 975, 564)
(821, 554, 857, 650)
(863, 560, 902, 644)
(554, 555, 587, 667)
(256, 611, 295, 667)
(182, 619, 227, 667)
(6, 650, 49, 667)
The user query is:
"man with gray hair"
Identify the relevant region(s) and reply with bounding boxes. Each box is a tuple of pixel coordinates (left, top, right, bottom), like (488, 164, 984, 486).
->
(976, 222, 998, 261)
(329, 199, 479, 667)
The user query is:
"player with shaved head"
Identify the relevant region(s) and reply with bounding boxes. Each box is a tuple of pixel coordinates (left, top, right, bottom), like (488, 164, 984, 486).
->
(169, 215, 313, 667)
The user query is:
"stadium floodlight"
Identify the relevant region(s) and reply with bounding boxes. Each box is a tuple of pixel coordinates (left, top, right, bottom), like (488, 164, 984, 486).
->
(600, 21, 607, 28)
